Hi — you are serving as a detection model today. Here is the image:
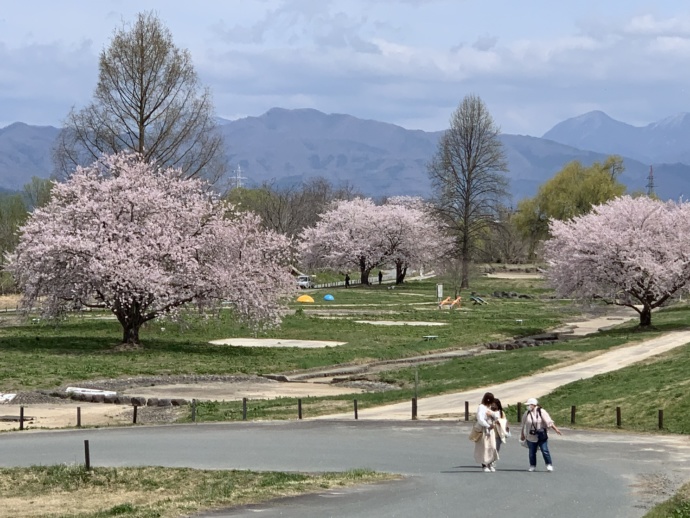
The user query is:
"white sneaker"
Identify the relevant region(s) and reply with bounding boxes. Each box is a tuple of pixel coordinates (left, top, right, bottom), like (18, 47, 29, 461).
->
(489, 465, 496, 472)
(546, 465, 554, 472)
(483, 467, 491, 473)
(528, 466, 536, 472)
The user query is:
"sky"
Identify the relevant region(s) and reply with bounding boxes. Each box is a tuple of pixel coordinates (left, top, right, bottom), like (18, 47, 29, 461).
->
(1, 0, 689, 136)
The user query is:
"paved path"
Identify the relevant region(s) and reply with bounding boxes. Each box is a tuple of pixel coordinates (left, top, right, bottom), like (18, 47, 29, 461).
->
(315, 328, 690, 420)
(1, 421, 689, 518)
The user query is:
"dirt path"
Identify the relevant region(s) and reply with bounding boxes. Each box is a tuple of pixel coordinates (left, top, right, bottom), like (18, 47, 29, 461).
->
(315, 328, 690, 420)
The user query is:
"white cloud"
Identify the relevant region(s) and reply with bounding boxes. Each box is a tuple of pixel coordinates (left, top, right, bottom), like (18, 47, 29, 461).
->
(624, 14, 690, 37)
(2, 1, 690, 136)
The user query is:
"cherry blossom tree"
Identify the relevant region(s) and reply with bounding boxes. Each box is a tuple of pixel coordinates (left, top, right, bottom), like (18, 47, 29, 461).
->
(300, 198, 387, 284)
(6, 153, 294, 345)
(545, 196, 690, 327)
(299, 197, 448, 284)
(382, 197, 451, 284)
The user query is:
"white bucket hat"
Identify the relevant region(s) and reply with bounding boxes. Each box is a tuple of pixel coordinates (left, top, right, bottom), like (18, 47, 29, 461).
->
(525, 398, 538, 406)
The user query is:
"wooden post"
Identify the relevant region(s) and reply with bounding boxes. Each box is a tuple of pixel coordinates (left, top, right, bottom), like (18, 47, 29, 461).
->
(242, 398, 247, 421)
(77, 407, 81, 428)
(616, 406, 621, 428)
(298, 399, 303, 420)
(354, 399, 359, 420)
(414, 367, 419, 400)
(464, 401, 469, 421)
(132, 405, 138, 424)
(191, 399, 197, 422)
(570, 405, 576, 425)
(517, 402, 522, 423)
(84, 440, 91, 471)
(19, 406, 24, 431)
(412, 397, 417, 420)
(658, 409, 664, 430)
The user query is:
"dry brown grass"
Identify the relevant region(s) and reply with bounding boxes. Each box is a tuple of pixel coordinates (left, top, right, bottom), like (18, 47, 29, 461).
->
(0, 465, 398, 518)
(2, 490, 152, 517)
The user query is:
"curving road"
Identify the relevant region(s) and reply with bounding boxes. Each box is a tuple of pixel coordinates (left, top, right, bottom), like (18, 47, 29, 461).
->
(1, 420, 689, 517)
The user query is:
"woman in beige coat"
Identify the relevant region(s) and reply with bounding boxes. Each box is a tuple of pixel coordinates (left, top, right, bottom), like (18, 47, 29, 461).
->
(474, 392, 499, 472)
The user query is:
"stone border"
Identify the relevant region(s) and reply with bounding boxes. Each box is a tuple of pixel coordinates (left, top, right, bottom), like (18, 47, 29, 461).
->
(41, 390, 189, 407)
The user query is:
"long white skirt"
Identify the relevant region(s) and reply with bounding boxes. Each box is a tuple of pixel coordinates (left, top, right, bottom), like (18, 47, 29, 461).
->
(474, 429, 499, 465)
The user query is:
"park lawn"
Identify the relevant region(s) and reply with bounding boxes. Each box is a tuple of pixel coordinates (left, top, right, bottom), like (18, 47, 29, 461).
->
(4, 274, 690, 434)
(0, 277, 578, 391)
(0, 464, 395, 518)
(186, 304, 690, 428)
(534, 304, 690, 434)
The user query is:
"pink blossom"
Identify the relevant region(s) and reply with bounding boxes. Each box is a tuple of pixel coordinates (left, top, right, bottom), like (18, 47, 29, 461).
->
(299, 197, 449, 283)
(545, 195, 690, 327)
(6, 152, 295, 344)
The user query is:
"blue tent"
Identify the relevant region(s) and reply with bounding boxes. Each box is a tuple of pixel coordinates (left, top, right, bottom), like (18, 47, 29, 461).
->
(324, 294, 335, 301)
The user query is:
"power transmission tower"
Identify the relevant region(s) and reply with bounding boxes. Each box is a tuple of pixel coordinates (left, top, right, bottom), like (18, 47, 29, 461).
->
(232, 165, 248, 189)
(646, 165, 655, 197)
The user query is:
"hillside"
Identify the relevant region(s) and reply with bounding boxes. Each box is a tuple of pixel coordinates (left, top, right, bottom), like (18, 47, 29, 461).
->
(1, 108, 688, 201)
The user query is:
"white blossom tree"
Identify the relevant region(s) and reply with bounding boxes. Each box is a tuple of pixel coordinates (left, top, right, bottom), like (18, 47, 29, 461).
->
(299, 197, 447, 284)
(381, 197, 450, 283)
(6, 153, 294, 345)
(545, 195, 690, 327)
(300, 198, 386, 284)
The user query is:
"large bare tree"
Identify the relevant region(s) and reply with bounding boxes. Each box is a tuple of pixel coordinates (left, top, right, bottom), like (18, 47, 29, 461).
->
(54, 11, 226, 183)
(428, 94, 509, 288)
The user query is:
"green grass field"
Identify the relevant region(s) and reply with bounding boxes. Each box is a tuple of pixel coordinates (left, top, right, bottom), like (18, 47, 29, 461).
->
(2, 275, 690, 515)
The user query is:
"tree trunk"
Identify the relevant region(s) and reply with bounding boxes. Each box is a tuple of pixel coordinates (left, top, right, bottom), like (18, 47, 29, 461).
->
(115, 305, 145, 346)
(122, 322, 141, 345)
(359, 256, 370, 285)
(460, 227, 471, 288)
(461, 256, 470, 289)
(639, 305, 652, 327)
(395, 260, 407, 284)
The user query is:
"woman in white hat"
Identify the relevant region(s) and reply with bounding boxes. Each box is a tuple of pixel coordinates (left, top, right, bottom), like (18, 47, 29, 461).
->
(520, 398, 562, 472)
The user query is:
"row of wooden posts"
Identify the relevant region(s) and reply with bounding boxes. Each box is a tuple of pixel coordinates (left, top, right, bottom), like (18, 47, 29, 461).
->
(10, 399, 669, 430)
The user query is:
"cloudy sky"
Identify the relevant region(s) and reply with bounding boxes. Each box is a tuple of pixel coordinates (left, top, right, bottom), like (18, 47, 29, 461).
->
(1, 0, 688, 136)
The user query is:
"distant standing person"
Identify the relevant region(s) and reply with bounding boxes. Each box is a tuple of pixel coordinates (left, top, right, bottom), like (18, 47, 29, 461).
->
(474, 392, 499, 472)
(520, 398, 562, 472)
(378, 271, 383, 284)
(345, 273, 350, 288)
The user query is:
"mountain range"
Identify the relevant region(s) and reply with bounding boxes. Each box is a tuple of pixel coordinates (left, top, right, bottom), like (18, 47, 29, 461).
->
(2, 107, 690, 202)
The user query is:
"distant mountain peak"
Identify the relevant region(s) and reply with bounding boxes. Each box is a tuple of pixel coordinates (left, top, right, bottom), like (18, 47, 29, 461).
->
(649, 112, 690, 130)
(545, 110, 624, 135)
(572, 110, 615, 122)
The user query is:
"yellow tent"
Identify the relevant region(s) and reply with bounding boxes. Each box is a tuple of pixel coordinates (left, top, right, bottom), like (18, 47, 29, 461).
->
(296, 295, 314, 303)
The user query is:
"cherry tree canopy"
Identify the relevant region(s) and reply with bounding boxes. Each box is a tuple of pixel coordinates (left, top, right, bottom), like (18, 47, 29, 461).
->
(382, 197, 451, 283)
(299, 197, 445, 284)
(545, 195, 690, 327)
(6, 153, 294, 345)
